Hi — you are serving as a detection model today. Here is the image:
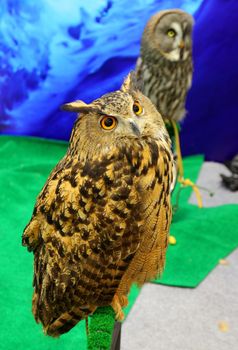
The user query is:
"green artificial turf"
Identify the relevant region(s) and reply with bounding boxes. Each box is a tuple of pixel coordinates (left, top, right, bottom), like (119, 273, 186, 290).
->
(155, 155, 238, 287)
(0, 136, 237, 349)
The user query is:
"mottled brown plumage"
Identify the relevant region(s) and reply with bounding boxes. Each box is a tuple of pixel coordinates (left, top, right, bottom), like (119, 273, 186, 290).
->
(136, 9, 194, 122)
(22, 73, 174, 337)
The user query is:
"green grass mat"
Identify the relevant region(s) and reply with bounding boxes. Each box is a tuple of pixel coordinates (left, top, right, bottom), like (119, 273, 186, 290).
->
(155, 155, 238, 287)
(0, 136, 139, 350)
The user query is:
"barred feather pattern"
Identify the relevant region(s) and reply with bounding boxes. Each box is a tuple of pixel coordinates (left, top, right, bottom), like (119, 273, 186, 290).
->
(136, 51, 193, 122)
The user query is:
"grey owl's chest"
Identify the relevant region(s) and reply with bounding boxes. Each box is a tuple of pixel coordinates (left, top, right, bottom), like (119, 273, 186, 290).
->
(140, 58, 192, 119)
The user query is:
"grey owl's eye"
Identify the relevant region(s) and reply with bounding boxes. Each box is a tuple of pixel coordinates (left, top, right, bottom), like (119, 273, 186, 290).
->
(167, 29, 176, 38)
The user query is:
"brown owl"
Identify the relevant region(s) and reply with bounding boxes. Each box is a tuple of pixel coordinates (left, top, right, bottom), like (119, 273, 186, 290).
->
(136, 9, 194, 122)
(22, 73, 174, 337)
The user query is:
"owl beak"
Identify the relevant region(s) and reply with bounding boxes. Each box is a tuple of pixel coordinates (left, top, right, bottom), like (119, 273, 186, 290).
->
(179, 40, 185, 49)
(128, 119, 141, 137)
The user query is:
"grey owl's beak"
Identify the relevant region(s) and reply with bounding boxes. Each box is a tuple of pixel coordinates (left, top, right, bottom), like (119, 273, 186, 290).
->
(179, 40, 185, 49)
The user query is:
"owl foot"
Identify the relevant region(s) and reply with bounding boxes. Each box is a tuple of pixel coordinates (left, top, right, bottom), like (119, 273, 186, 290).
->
(111, 294, 125, 321)
(119, 294, 128, 307)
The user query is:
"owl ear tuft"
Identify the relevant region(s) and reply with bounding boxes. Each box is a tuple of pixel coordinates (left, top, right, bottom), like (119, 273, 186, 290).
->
(61, 100, 90, 112)
(121, 71, 143, 93)
(121, 72, 133, 92)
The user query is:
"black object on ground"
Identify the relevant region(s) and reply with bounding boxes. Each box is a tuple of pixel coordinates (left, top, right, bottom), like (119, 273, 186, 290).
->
(221, 154, 238, 191)
(220, 174, 238, 191)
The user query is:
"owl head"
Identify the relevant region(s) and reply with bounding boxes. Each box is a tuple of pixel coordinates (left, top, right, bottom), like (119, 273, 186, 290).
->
(142, 9, 194, 62)
(62, 73, 169, 157)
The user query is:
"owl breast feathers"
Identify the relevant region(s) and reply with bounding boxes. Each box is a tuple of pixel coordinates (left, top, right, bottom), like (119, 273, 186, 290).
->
(22, 73, 174, 337)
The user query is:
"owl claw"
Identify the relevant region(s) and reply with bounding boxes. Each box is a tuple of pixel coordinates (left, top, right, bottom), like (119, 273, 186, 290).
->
(111, 294, 125, 321)
(119, 295, 128, 307)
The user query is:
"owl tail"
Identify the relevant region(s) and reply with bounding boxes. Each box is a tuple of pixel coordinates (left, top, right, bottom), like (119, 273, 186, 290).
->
(45, 306, 96, 337)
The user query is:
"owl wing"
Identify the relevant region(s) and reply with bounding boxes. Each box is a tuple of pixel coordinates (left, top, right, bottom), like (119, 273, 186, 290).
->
(115, 139, 173, 295)
(22, 150, 143, 335)
(138, 141, 173, 281)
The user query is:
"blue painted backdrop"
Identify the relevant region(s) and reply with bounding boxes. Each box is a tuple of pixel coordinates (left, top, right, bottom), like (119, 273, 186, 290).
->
(0, 0, 237, 161)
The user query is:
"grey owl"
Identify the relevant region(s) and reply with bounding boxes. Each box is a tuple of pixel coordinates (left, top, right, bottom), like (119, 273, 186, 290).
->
(136, 9, 194, 122)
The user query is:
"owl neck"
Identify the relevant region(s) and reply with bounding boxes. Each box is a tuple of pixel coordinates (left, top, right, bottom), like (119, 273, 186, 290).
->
(67, 130, 170, 165)
(141, 44, 191, 68)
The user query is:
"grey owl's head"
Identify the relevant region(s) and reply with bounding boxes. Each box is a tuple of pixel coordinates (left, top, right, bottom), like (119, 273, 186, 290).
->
(142, 9, 194, 62)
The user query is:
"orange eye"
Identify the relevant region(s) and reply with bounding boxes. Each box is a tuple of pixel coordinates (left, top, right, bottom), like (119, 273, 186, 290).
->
(100, 116, 117, 130)
(133, 101, 143, 116)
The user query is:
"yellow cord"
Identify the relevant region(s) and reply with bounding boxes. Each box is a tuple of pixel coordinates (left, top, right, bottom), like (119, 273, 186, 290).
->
(170, 120, 203, 208)
(170, 120, 184, 178)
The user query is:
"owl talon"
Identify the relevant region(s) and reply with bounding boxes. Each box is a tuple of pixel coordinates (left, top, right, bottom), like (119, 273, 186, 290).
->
(119, 295, 128, 307)
(111, 294, 125, 321)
